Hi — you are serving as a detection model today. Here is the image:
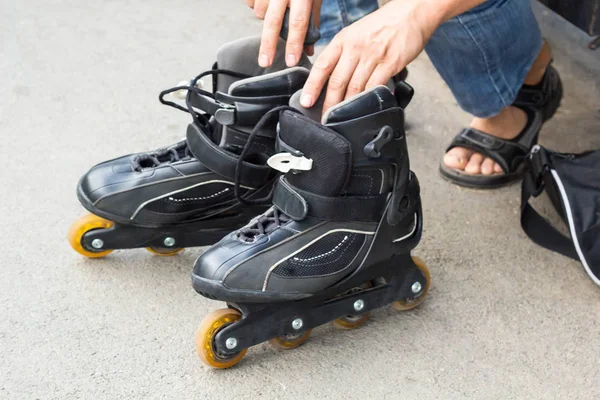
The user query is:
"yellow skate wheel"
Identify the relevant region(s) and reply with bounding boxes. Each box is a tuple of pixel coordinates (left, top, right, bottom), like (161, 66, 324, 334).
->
(392, 256, 431, 311)
(67, 213, 114, 258)
(332, 281, 373, 329)
(145, 247, 184, 256)
(195, 308, 247, 369)
(332, 313, 370, 330)
(269, 330, 312, 350)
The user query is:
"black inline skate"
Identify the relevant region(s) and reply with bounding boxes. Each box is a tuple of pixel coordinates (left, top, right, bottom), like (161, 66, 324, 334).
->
(191, 85, 430, 368)
(68, 37, 312, 258)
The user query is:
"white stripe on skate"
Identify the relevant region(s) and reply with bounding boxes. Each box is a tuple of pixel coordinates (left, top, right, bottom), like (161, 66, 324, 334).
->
(262, 228, 376, 291)
(392, 214, 418, 243)
(130, 180, 254, 220)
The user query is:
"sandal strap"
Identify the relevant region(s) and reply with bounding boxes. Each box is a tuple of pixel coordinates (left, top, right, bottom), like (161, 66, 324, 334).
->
(447, 110, 542, 174)
(514, 65, 560, 109)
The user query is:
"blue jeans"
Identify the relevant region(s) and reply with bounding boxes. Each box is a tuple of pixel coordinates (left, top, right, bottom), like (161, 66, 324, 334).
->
(319, 0, 543, 118)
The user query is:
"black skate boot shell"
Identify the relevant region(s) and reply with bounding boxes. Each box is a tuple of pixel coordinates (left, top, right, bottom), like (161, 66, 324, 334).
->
(192, 85, 431, 368)
(69, 37, 312, 257)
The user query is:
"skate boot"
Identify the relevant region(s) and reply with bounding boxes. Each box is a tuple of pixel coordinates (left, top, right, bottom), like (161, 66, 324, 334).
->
(191, 85, 431, 368)
(68, 37, 312, 258)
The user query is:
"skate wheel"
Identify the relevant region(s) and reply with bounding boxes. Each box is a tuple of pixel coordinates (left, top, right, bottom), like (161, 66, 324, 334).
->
(332, 313, 370, 330)
(145, 247, 184, 257)
(67, 213, 114, 258)
(195, 308, 247, 369)
(332, 281, 372, 329)
(269, 330, 312, 350)
(392, 256, 431, 311)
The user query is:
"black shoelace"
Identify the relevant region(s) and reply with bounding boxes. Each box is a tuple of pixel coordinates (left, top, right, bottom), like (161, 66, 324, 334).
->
(131, 69, 250, 171)
(233, 106, 302, 241)
(237, 207, 291, 242)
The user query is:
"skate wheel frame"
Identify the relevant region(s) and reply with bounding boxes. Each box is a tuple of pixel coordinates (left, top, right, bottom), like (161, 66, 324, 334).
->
(68, 213, 114, 258)
(196, 308, 247, 369)
(145, 247, 184, 257)
(269, 330, 312, 349)
(392, 256, 431, 311)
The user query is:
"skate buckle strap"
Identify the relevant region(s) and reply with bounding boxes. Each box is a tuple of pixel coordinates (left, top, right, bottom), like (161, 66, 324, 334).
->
(364, 126, 394, 158)
(267, 153, 313, 173)
(272, 177, 387, 222)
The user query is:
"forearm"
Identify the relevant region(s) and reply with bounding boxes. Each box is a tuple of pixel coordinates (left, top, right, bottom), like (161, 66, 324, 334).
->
(384, 0, 488, 38)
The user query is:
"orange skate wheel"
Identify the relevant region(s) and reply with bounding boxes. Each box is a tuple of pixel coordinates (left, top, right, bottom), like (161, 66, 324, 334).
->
(269, 330, 312, 350)
(145, 247, 184, 256)
(67, 213, 114, 258)
(332, 281, 372, 329)
(332, 313, 370, 330)
(195, 308, 247, 369)
(392, 256, 431, 311)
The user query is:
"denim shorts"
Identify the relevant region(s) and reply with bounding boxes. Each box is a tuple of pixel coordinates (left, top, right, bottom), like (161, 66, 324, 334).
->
(318, 0, 543, 118)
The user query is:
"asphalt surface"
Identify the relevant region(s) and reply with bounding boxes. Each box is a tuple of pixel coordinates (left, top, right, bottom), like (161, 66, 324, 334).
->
(1, 1, 599, 399)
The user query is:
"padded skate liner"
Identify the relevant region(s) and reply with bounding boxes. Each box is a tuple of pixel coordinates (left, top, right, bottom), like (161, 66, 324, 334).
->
(229, 67, 309, 97)
(289, 85, 398, 124)
(216, 36, 312, 93)
(323, 86, 397, 125)
(278, 110, 352, 196)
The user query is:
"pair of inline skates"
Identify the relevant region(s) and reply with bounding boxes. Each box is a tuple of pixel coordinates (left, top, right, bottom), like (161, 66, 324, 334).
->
(68, 36, 431, 369)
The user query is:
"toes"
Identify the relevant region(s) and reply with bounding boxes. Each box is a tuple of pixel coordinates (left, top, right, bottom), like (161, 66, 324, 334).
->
(494, 162, 503, 173)
(481, 158, 496, 176)
(464, 153, 484, 175)
(443, 147, 473, 170)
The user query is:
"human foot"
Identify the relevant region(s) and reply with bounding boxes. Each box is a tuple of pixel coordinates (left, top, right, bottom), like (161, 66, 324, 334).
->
(442, 41, 555, 181)
(443, 106, 528, 176)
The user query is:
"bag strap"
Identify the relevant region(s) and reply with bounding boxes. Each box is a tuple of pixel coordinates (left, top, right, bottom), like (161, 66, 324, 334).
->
(520, 147, 578, 260)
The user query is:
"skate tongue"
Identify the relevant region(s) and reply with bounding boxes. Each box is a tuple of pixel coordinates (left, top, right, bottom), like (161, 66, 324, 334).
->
(131, 141, 191, 171)
(278, 111, 352, 197)
(289, 85, 397, 125)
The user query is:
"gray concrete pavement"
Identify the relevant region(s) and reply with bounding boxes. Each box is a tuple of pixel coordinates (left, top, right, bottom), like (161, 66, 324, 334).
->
(1, 1, 599, 398)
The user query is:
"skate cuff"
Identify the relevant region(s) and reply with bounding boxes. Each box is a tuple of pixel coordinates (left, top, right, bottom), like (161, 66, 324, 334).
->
(190, 91, 290, 128)
(272, 176, 388, 222)
(186, 123, 273, 188)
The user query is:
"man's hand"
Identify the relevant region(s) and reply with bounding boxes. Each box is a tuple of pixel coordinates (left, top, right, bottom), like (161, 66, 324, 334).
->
(245, 0, 317, 66)
(300, 0, 443, 113)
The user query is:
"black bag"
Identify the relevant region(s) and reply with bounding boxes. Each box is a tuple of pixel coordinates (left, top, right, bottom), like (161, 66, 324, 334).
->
(521, 145, 600, 286)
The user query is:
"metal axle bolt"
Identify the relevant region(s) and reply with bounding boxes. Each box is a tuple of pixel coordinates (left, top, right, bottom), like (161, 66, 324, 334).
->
(353, 299, 365, 312)
(292, 318, 303, 330)
(91, 239, 104, 249)
(411, 281, 422, 294)
(225, 337, 237, 350)
(163, 237, 176, 247)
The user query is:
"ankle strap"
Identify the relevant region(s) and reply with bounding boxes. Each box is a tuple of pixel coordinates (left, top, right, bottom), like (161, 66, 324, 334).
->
(186, 123, 273, 188)
(272, 176, 388, 222)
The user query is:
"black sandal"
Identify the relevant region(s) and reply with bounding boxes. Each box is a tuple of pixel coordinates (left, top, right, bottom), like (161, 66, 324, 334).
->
(439, 65, 563, 189)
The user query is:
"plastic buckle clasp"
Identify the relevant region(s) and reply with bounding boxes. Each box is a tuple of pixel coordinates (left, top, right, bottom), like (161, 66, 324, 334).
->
(267, 152, 313, 173)
(214, 103, 236, 126)
(364, 126, 394, 158)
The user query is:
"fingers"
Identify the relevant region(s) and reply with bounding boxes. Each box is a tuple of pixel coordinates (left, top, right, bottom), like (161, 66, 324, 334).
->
(258, 0, 289, 67)
(322, 52, 360, 113)
(245, 0, 255, 8)
(253, 0, 269, 18)
(304, 45, 314, 56)
(285, 0, 312, 66)
(301, 40, 342, 107)
(344, 58, 378, 100)
(365, 62, 395, 90)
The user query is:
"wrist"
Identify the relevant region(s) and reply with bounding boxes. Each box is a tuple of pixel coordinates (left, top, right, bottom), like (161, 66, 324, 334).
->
(383, 0, 446, 39)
